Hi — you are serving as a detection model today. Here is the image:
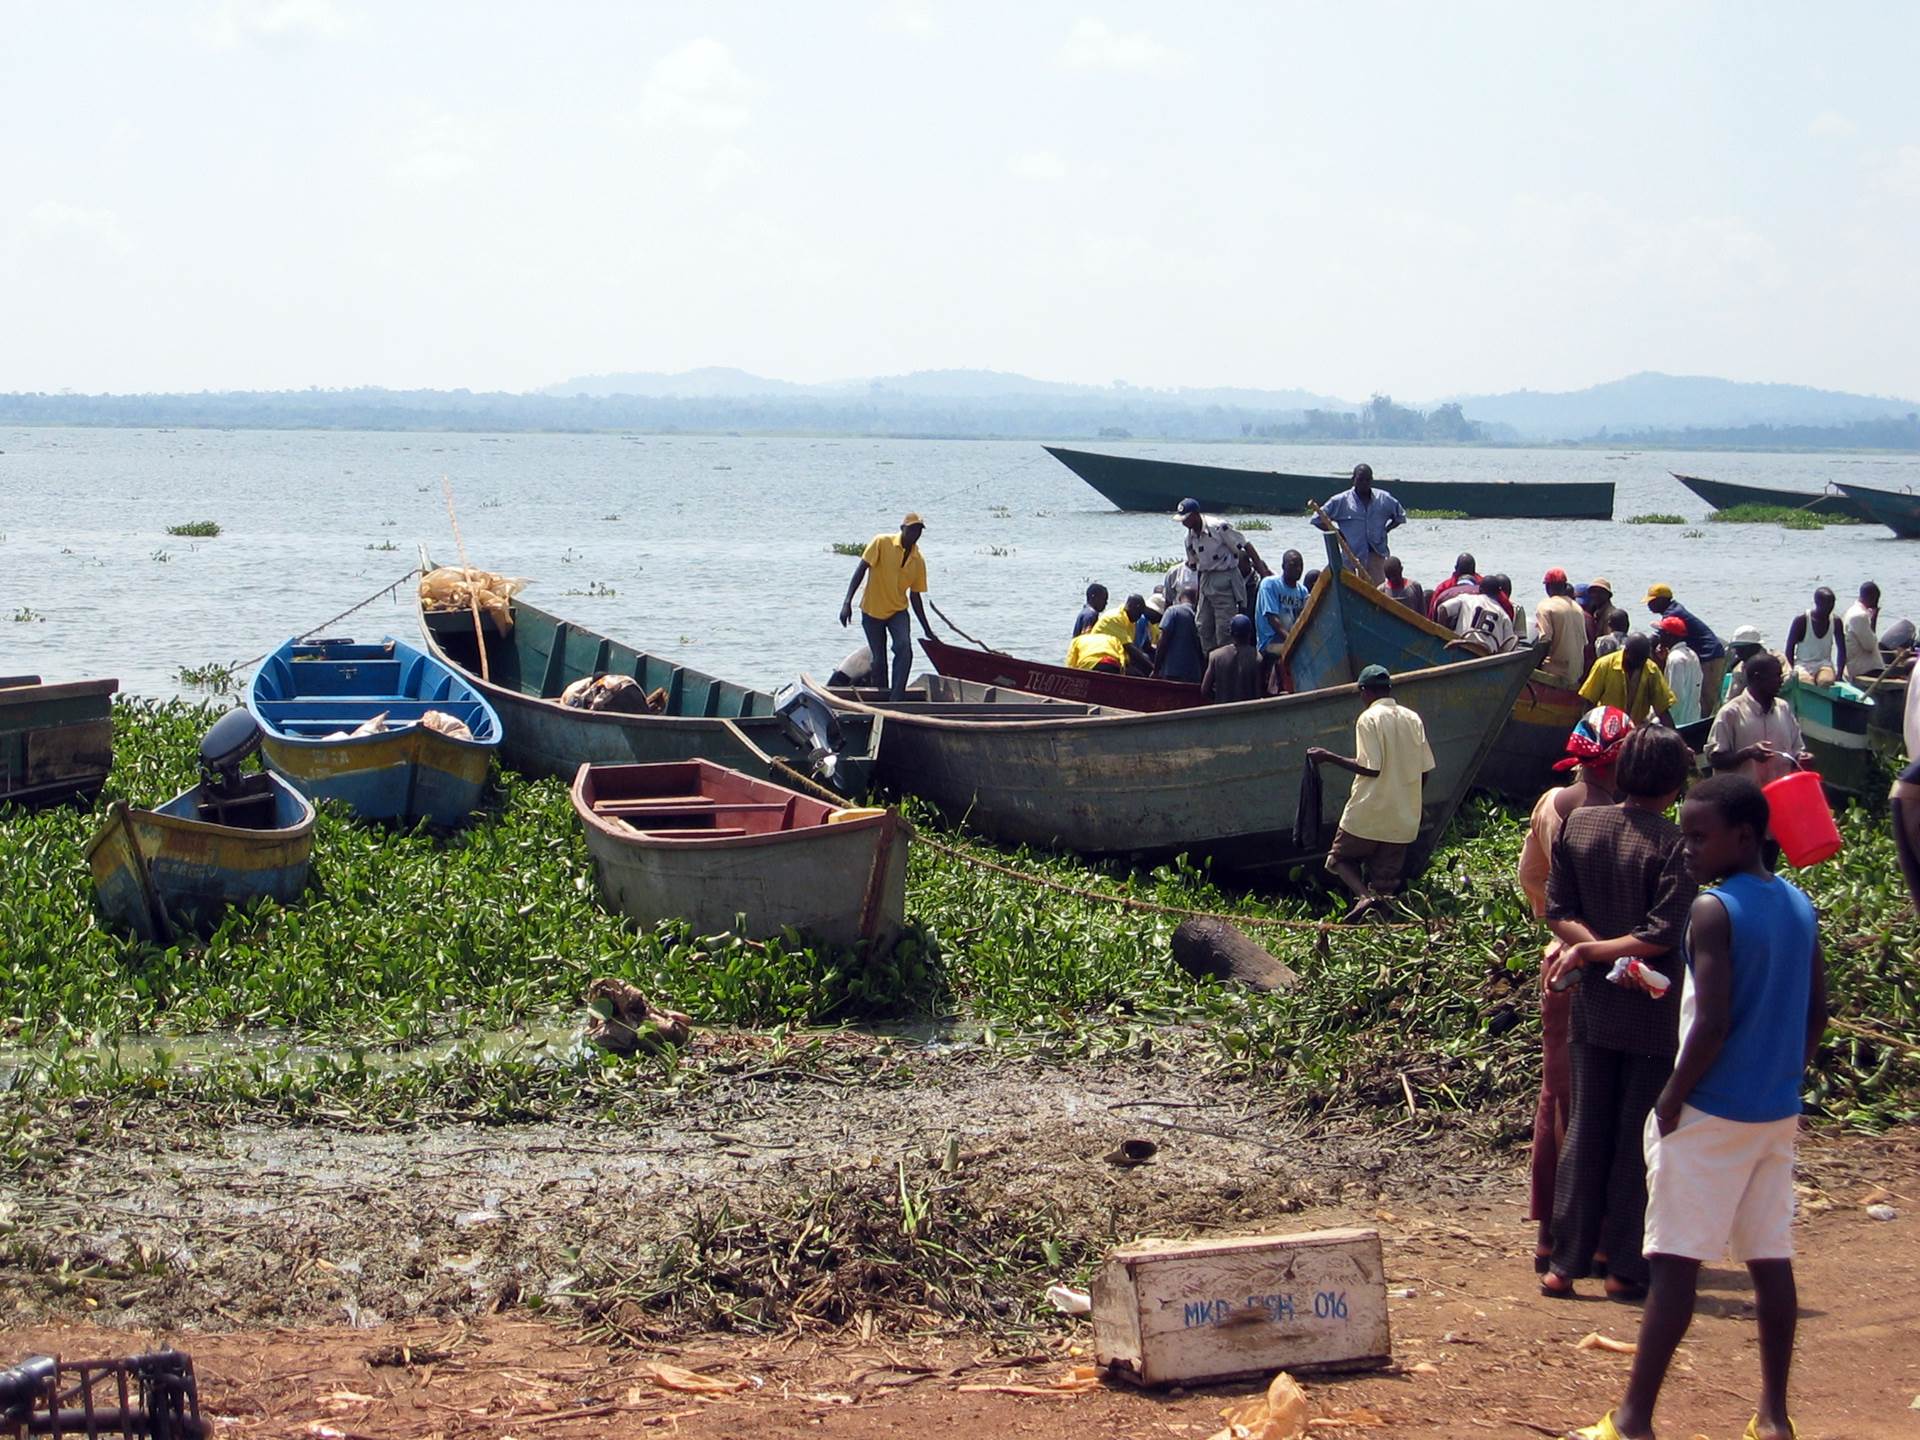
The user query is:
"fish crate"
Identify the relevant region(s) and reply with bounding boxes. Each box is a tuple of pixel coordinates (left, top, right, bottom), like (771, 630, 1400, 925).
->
(1091, 1227, 1391, 1388)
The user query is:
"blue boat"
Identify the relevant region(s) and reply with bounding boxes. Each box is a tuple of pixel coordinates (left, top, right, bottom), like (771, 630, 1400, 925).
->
(248, 636, 502, 827)
(85, 711, 316, 943)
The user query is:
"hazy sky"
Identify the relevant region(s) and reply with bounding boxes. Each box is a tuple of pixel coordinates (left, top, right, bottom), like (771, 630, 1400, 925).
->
(4, 2, 1918, 400)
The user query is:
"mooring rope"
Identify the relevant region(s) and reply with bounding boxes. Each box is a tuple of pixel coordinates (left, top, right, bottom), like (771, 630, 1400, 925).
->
(229, 566, 423, 675)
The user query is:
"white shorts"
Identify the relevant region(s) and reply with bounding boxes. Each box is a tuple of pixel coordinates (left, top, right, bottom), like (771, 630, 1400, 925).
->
(1642, 1104, 1798, 1263)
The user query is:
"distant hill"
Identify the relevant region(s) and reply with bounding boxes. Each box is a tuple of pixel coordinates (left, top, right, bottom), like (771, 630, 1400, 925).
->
(1449, 371, 1920, 440)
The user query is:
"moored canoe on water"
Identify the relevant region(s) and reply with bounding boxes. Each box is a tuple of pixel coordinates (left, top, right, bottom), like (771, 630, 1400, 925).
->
(1785, 676, 1879, 796)
(1669, 472, 1867, 520)
(1, 674, 119, 808)
(810, 638, 1538, 884)
(572, 758, 911, 952)
(1834, 481, 1920, 539)
(415, 589, 881, 794)
(249, 636, 502, 827)
(1047, 446, 1616, 520)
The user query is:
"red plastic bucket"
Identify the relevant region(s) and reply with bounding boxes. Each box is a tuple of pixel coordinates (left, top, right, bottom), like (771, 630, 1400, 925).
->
(1762, 770, 1844, 867)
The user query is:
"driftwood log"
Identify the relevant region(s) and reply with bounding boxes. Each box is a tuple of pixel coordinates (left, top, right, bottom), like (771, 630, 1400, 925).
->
(1170, 918, 1299, 993)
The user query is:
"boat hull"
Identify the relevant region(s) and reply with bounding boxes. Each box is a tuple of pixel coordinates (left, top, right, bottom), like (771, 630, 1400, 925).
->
(816, 646, 1538, 880)
(1048, 447, 1615, 520)
(573, 760, 910, 951)
(1835, 482, 1920, 539)
(415, 596, 880, 793)
(1787, 679, 1878, 796)
(0, 677, 118, 807)
(920, 637, 1201, 712)
(1670, 473, 1866, 520)
(84, 776, 315, 943)
(250, 637, 502, 827)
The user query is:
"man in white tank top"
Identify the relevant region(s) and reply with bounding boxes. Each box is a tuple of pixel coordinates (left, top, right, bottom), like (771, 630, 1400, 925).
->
(1783, 587, 1837, 683)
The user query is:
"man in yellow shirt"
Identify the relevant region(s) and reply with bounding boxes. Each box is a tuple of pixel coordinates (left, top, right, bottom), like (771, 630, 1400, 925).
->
(1065, 630, 1127, 672)
(839, 513, 931, 699)
(1577, 633, 1676, 727)
(1307, 665, 1435, 922)
(1086, 593, 1154, 673)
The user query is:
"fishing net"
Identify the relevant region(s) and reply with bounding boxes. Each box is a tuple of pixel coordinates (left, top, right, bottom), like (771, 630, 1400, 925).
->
(419, 567, 526, 634)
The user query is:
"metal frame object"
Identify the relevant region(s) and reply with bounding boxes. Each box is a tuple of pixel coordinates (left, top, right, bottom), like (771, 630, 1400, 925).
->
(0, 1351, 205, 1439)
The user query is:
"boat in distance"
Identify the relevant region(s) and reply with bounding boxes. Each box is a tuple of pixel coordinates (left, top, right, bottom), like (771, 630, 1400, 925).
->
(415, 587, 881, 794)
(1669, 472, 1868, 520)
(573, 758, 910, 952)
(249, 636, 502, 827)
(84, 710, 315, 944)
(0, 674, 118, 807)
(1834, 481, 1920, 539)
(1047, 446, 1616, 521)
(810, 627, 1538, 882)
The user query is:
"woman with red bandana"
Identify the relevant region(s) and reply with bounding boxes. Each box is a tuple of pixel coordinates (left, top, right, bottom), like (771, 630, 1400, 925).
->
(1517, 706, 1634, 1275)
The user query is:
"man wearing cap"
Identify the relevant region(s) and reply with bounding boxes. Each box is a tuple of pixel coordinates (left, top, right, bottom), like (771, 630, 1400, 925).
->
(839, 513, 932, 701)
(1644, 583, 1726, 713)
(1307, 665, 1435, 922)
(1582, 578, 1628, 657)
(1534, 568, 1588, 684)
(1201, 614, 1263, 704)
(1177, 498, 1270, 654)
(1722, 624, 1767, 703)
(1311, 463, 1406, 586)
(1656, 615, 1703, 726)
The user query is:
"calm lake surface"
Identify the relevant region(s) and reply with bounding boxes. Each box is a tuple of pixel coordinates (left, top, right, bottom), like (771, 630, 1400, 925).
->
(3, 429, 1916, 699)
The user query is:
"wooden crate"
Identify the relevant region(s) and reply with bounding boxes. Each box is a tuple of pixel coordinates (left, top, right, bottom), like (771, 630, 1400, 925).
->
(1092, 1227, 1390, 1388)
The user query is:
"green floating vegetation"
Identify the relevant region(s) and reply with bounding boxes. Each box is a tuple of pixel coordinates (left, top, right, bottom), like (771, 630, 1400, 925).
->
(1406, 508, 1468, 521)
(1626, 513, 1686, 525)
(1238, 518, 1273, 531)
(174, 661, 240, 691)
(1709, 504, 1857, 530)
(829, 541, 864, 557)
(11, 607, 44, 623)
(1126, 556, 1178, 573)
(165, 520, 221, 538)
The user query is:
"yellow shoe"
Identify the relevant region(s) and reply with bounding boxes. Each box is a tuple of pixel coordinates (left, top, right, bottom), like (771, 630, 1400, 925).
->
(1565, 1413, 1625, 1440)
(1743, 1419, 1799, 1440)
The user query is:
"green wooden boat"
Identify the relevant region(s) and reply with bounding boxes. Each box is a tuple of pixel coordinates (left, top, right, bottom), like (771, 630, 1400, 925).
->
(1670, 472, 1867, 520)
(1835, 481, 1920, 539)
(415, 593, 881, 793)
(812, 602, 1539, 882)
(1047, 446, 1615, 520)
(1, 675, 118, 807)
(1784, 676, 1878, 796)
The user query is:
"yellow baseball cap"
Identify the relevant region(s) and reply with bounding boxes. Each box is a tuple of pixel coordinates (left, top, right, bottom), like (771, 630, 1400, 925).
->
(1644, 582, 1673, 604)
(901, 512, 925, 528)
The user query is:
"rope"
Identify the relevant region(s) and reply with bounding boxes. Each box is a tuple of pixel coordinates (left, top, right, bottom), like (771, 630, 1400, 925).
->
(927, 600, 1004, 654)
(229, 567, 423, 674)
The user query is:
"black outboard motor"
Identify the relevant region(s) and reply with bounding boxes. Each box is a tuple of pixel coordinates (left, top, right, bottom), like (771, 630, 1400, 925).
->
(194, 708, 277, 828)
(773, 682, 846, 784)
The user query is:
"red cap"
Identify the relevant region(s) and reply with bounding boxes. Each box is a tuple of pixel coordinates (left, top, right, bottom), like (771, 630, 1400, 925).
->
(1657, 615, 1688, 638)
(1543, 567, 1568, 586)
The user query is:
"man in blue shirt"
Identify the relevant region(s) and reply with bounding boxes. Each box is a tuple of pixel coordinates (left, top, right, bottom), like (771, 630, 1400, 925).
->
(1072, 583, 1108, 638)
(1311, 464, 1405, 585)
(1151, 585, 1206, 684)
(1568, 774, 1826, 1440)
(1643, 583, 1726, 718)
(1254, 548, 1310, 693)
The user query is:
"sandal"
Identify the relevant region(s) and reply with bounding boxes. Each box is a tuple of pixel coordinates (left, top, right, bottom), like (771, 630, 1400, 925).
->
(1540, 1271, 1578, 1299)
(1604, 1278, 1648, 1303)
(1564, 1412, 1626, 1440)
(1742, 1419, 1799, 1440)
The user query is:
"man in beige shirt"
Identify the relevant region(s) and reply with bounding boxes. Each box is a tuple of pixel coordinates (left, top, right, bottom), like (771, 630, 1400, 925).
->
(1705, 652, 1812, 787)
(1533, 567, 1588, 685)
(1307, 665, 1435, 921)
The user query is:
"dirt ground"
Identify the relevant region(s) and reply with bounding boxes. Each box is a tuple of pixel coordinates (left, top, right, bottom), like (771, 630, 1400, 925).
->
(2, 1051, 1917, 1438)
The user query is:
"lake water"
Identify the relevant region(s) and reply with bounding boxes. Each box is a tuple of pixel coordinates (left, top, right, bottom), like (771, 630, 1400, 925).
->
(3, 428, 1916, 699)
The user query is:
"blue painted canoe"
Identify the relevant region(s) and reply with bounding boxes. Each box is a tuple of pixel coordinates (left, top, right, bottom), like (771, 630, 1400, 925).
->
(84, 774, 315, 943)
(249, 636, 501, 827)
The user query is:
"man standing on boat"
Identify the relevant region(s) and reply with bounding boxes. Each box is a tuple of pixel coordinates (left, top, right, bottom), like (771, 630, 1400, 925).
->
(839, 512, 932, 701)
(1312, 463, 1406, 586)
(1643, 583, 1727, 713)
(1176, 498, 1270, 653)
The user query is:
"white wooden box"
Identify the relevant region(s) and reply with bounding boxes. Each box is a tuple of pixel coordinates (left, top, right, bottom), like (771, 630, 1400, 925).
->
(1091, 1227, 1391, 1387)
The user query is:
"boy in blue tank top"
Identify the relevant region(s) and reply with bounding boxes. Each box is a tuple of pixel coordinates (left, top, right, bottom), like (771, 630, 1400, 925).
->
(1568, 774, 1828, 1440)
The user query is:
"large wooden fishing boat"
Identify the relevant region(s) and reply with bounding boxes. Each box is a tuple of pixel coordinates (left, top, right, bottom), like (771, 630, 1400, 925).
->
(1834, 481, 1920, 539)
(415, 590, 881, 793)
(249, 636, 502, 827)
(1048, 446, 1616, 520)
(572, 759, 911, 952)
(1, 675, 118, 807)
(1669, 472, 1867, 520)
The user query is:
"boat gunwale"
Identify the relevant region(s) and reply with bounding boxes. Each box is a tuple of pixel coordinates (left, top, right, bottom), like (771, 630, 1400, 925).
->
(0, 677, 121, 709)
(1046, 445, 1618, 497)
(80, 772, 317, 861)
(251, 636, 503, 756)
(570, 761, 898, 851)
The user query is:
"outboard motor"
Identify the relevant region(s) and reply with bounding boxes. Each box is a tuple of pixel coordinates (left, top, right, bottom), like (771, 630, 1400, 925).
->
(773, 682, 846, 785)
(194, 708, 277, 828)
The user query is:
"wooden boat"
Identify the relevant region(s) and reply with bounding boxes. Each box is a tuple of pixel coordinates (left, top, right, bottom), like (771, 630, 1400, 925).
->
(84, 710, 315, 943)
(573, 758, 911, 951)
(415, 590, 881, 794)
(811, 605, 1539, 883)
(1835, 481, 1920, 539)
(249, 636, 502, 827)
(1670, 473, 1867, 520)
(920, 636, 1201, 712)
(0, 675, 118, 807)
(1784, 676, 1878, 796)
(1047, 446, 1616, 520)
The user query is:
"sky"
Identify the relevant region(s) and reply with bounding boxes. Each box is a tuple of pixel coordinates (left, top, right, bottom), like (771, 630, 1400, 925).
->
(3, 2, 1918, 401)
